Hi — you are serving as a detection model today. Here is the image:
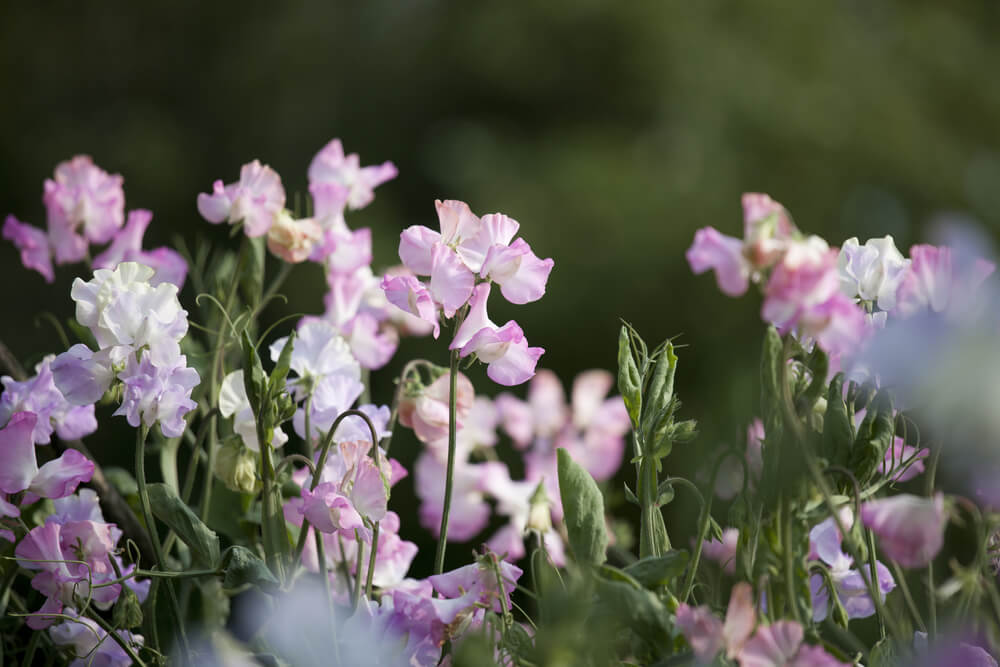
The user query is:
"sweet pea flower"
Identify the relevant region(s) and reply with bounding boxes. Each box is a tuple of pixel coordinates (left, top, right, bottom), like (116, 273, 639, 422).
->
(761, 236, 841, 333)
(398, 371, 474, 449)
(878, 438, 929, 482)
(399, 199, 482, 275)
(197, 160, 285, 237)
(482, 465, 566, 565)
(675, 582, 755, 664)
(415, 453, 492, 540)
(307, 138, 397, 212)
(686, 227, 751, 297)
(114, 347, 199, 438)
(702, 528, 739, 575)
(300, 482, 365, 535)
(49, 609, 143, 667)
(428, 554, 523, 625)
(0, 412, 94, 500)
(219, 370, 288, 451)
(92, 209, 188, 287)
(342, 312, 399, 370)
(43, 155, 125, 261)
(50, 344, 117, 406)
(742, 193, 797, 269)
(738, 620, 849, 667)
(861, 493, 947, 568)
(837, 235, 910, 311)
(380, 274, 441, 338)
(912, 631, 999, 667)
(895, 244, 996, 318)
(429, 242, 475, 317)
(450, 283, 543, 386)
(3, 215, 54, 282)
(1, 355, 97, 443)
(475, 221, 553, 305)
(270, 319, 361, 400)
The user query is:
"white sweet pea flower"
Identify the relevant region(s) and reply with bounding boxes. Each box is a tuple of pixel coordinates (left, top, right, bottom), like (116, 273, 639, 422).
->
(219, 370, 288, 451)
(837, 235, 910, 311)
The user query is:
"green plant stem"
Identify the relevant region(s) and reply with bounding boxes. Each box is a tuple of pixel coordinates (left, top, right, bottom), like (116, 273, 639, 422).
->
(353, 528, 366, 609)
(381, 359, 434, 456)
(135, 425, 189, 655)
(83, 606, 147, 667)
(781, 496, 803, 625)
(925, 443, 941, 639)
(890, 560, 927, 633)
(867, 530, 886, 640)
(433, 348, 461, 576)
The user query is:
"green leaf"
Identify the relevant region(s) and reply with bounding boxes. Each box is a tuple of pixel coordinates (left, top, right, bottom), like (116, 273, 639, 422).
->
(622, 551, 689, 589)
(594, 578, 671, 654)
(147, 482, 221, 568)
(641, 342, 677, 439)
(111, 585, 143, 629)
(850, 389, 894, 484)
(617, 326, 643, 430)
(221, 546, 280, 592)
(268, 331, 295, 399)
(241, 330, 267, 419)
(557, 448, 608, 565)
(103, 466, 138, 497)
(239, 235, 266, 311)
(624, 482, 640, 505)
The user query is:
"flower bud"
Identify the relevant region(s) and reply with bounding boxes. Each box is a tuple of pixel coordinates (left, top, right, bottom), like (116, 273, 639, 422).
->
(860, 493, 946, 568)
(526, 480, 552, 534)
(214, 438, 261, 495)
(266, 210, 322, 263)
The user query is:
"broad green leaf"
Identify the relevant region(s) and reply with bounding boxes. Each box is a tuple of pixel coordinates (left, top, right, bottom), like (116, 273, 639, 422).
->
(594, 578, 671, 654)
(147, 482, 221, 567)
(623, 551, 689, 589)
(221, 545, 280, 592)
(557, 448, 608, 565)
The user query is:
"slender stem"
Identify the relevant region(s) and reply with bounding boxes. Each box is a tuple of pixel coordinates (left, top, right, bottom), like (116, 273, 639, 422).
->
(867, 530, 886, 640)
(366, 522, 381, 599)
(890, 560, 927, 633)
(313, 526, 342, 667)
(434, 348, 461, 575)
(925, 443, 941, 638)
(352, 528, 365, 609)
(135, 425, 189, 654)
(782, 496, 803, 625)
(83, 606, 147, 667)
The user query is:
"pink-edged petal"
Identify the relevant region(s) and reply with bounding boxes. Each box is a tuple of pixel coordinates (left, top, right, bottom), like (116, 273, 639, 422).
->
(435, 199, 481, 245)
(0, 412, 39, 494)
(381, 275, 440, 338)
(3, 216, 54, 282)
(196, 179, 232, 223)
(344, 313, 398, 370)
(450, 282, 495, 350)
(460, 320, 524, 360)
(738, 621, 804, 667)
(482, 238, 553, 304)
(309, 181, 351, 223)
(457, 212, 520, 272)
(301, 482, 364, 535)
(28, 449, 94, 499)
(231, 160, 285, 237)
(723, 582, 756, 659)
(136, 247, 188, 288)
(495, 393, 533, 448)
(487, 337, 543, 387)
(322, 227, 372, 273)
(399, 225, 440, 275)
(429, 243, 475, 317)
(675, 603, 725, 664)
(788, 645, 851, 667)
(92, 209, 151, 270)
(351, 457, 389, 521)
(687, 227, 750, 297)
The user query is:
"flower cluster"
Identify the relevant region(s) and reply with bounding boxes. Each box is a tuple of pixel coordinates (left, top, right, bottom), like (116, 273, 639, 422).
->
(51, 262, 199, 437)
(383, 200, 554, 385)
(4, 156, 186, 286)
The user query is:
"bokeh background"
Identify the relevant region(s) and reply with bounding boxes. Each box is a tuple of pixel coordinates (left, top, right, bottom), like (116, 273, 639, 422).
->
(2, 1, 999, 574)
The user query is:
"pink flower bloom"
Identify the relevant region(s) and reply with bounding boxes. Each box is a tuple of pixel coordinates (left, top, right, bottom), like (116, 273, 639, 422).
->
(676, 582, 755, 663)
(114, 348, 199, 438)
(196, 160, 285, 237)
(480, 237, 554, 304)
(702, 528, 739, 574)
(414, 453, 491, 540)
(742, 193, 796, 269)
(687, 227, 750, 297)
(380, 274, 440, 338)
(265, 210, 323, 263)
(92, 209, 188, 287)
(761, 236, 841, 333)
(3, 215, 54, 282)
(314, 226, 373, 272)
(397, 199, 482, 276)
(861, 493, 947, 568)
(482, 463, 566, 565)
(0, 412, 43, 494)
(496, 370, 570, 448)
(1, 355, 98, 444)
(450, 284, 542, 386)
(797, 292, 870, 358)
(43, 156, 125, 260)
(49, 609, 143, 667)
(879, 439, 929, 482)
(343, 312, 399, 370)
(738, 621, 803, 667)
(895, 244, 996, 317)
(398, 371, 474, 448)
(307, 138, 397, 211)
(429, 243, 475, 317)
(300, 482, 365, 535)
(428, 555, 523, 623)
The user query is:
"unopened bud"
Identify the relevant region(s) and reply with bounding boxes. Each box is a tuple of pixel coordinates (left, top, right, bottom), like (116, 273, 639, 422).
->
(214, 438, 261, 494)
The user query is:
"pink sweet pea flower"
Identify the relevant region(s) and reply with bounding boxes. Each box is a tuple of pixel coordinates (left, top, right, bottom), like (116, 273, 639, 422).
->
(879, 439, 929, 483)
(861, 493, 947, 568)
(43, 156, 125, 259)
(398, 371, 474, 448)
(428, 555, 523, 624)
(307, 138, 397, 212)
(675, 582, 755, 663)
(702, 528, 739, 575)
(300, 482, 365, 536)
(429, 243, 475, 317)
(686, 227, 750, 297)
(3, 215, 54, 282)
(380, 274, 440, 338)
(342, 312, 399, 370)
(742, 193, 796, 269)
(414, 453, 491, 540)
(196, 160, 285, 237)
(797, 292, 870, 358)
(895, 244, 996, 318)
(398, 199, 482, 276)
(93, 209, 188, 287)
(737, 621, 803, 667)
(450, 283, 543, 386)
(480, 237, 554, 304)
(266, 210, 323, 263)
(1, 355, 98, 444)
(761, 236, 841, 333)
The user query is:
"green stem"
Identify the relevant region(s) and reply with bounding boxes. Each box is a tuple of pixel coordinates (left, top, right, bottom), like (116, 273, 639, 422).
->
(434, 348, 461, 576)
(135, 425, 189, 655)
(890, 560, 927, 633)
(925, 443, 941, 639)
(83, 605, 147, 667)
(352, 528, 365, 609)
(867, 530, 886, 640)
(782, 496, 803, 624)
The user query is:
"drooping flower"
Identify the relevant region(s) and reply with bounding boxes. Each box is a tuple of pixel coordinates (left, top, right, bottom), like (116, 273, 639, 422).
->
(197, 160, 285, 237)
(92, 209, 188, 287)
(861, 493, 947, 568)
(837, 235, 910, 311)
(450, 283, 543, 386)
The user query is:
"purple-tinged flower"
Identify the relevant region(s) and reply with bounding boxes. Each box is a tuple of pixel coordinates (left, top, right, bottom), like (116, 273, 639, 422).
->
(895, 243, 996, 318)
(429, 242, 475, 317)
(49, 608, 143, 667)
(428, 555, 523, 625)
(307, 138, 397, 212)
(675, 582, 755, 664)
(1, 355, 98, 443)
(796, 292, 870, 358)
(398, 199, 483, 277)
(342, 312, 398, 370)
(51, 344, 116, 406)
(879, 438, 929, 482)
(315, 226, 373, 272)
(3, 215, 53, 282)
(380, 274, 441, 338)
(913, 631, 998, 667)
(702, 528, 739, 575)
(43, 156, 125, 260)
(0, 412, 94, 499)
(737, 621, 803, 667)
(415, 453, 492, 540)
(93, 209, 188, 287)
(861, 493, 946, 568)
(114, 348, 199, 438)
(482, 464, 566, 565)
(687, 227, 751, 297)
(300, 482, 365, 535)
(761, 236, 841, 333)
(450, 283, 543, 386)
(197, 160, 285, 237)
(837, 235, 910, 311)
(270, 319, 361, 399)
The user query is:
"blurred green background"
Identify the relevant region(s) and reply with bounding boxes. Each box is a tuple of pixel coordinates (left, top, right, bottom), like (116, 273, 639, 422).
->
(2, 1, 999, 571)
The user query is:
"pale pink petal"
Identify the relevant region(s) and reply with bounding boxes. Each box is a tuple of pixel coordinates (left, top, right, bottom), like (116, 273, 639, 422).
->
(196, 179, 232, 223)
(351, 457, 388, 522)
(92, 209, 151, 270)
(435, 199, 481, 245)
(380, 275, 439, 338)
(738, 621, 804, 667)
(675, 603, 725, 664)
(28, 449, 94, 499)
(571, 370, 614, 429)
(0, 412, 39, 493)
(344, 313, 398, 370)
(687, 227, 750, 297)
(429, 243, 475, 317)
(486, 337, 543, 387)
(860, 493, 946, 568)
(723, 582, 756, 659)
(136, 247, 188, 288)
(450, 283, 496, 350)
(399, 225, 440, 275)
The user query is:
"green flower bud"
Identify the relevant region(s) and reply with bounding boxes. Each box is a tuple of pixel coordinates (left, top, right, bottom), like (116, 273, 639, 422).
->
(214, 438, 261, 494)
